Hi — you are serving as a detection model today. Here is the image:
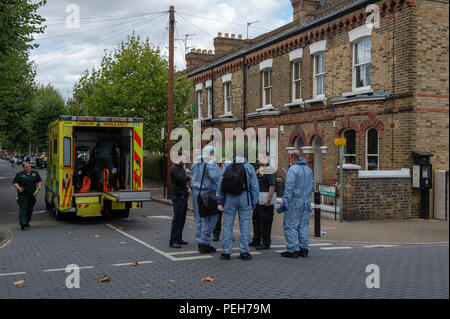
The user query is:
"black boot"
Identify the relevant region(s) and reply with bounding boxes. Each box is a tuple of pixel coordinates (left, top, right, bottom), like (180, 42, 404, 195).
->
(296, 248, 309, 257)
(281, 251, 298, 258)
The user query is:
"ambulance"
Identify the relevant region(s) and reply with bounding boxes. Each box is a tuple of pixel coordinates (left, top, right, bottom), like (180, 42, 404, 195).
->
(45, 116, 151, 220)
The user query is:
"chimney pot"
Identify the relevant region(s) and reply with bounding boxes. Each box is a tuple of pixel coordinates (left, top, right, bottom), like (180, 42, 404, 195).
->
(238, 34, 242, 39)
(225, 33, 229, 38)
(218, 32, 222, 37)
(208, 50, 213, 54)
(231, 34, 235, 39)
(202, 49, 207, 54)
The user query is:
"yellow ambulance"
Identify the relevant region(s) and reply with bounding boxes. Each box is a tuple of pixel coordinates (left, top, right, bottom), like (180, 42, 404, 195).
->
(45, 116, 151, 220)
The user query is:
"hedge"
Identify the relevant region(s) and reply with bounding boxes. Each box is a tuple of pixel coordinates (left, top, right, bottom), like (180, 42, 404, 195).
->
(143, 154, 167, 182)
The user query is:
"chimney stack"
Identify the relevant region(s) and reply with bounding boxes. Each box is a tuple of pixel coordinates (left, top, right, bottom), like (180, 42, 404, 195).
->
(291, 0, 321, 24)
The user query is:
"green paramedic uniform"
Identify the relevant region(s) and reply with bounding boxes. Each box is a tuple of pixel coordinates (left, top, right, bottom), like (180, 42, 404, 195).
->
(13, 170, 42, 226)
(95, 137, 114, 185)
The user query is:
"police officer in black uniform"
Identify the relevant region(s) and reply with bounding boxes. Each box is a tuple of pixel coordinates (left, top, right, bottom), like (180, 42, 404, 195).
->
(12, 161, 42, 230)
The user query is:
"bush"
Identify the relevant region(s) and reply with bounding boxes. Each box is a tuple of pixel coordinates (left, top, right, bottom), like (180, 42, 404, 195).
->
(143, 154, 166, 182)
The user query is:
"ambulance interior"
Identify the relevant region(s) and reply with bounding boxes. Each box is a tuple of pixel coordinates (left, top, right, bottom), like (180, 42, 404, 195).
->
(72, 127, 133, 193)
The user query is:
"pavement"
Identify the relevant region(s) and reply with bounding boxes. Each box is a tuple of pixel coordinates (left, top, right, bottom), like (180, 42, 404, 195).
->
(146, 180, 449, 245)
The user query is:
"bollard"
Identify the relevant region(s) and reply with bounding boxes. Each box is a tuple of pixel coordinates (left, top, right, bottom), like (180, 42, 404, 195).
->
(314, 191, 321, 237)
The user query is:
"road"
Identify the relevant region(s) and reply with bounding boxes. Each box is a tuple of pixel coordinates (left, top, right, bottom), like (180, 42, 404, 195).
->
(0, 159, 448, 299)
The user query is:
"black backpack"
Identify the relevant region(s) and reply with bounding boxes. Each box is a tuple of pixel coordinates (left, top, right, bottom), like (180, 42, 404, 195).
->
(222, 160, 248, 195)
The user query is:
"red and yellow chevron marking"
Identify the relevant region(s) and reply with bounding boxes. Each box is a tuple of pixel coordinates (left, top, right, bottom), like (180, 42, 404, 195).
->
(133, 128, 143, 189)
(77, 204, 90, 209)
(62, 171, 74, 209)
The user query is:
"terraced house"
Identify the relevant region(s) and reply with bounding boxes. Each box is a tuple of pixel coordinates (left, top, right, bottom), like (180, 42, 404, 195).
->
(183, 0, 449, 220)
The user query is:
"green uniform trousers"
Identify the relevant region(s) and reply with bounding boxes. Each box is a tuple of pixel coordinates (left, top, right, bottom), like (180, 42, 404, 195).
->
(95, 153, 113, 185)
(17, 192, 36, 225)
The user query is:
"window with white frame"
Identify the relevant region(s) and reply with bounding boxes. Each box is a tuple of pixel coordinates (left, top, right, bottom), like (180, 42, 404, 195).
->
(207, 87, 212, 118)
(292, 60, 302, 101)
(353, 37, 371, 89)
(313, 52, 325, 97)
(343, 129, 356, 164)
(366, 128, 378, 170)
(262, 69, 272, 107)
(224, 82, 232, 114)
(197, 90, 203, 119)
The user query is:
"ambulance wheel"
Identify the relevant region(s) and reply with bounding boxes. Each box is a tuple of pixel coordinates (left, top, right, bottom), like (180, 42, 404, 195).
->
(117, 208, 130, 218)
(55, 209, 66, 221)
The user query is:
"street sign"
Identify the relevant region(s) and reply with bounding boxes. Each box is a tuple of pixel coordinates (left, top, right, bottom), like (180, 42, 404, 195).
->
(319, 184, 336, 197)
(335, 138, 347, 146)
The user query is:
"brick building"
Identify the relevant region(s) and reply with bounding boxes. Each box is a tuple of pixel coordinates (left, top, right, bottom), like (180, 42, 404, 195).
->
(183, 0, 449, 219)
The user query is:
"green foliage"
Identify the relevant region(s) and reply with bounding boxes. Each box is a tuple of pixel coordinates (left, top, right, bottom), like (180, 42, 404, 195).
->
(25, 84, 66, 151)
(143, 154, 166, 182)
(0, 0, 46, 152)
(73, 33, 193, 151)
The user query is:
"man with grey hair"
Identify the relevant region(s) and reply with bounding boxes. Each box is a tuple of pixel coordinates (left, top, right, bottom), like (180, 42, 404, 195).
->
(279, 149, 314, 258)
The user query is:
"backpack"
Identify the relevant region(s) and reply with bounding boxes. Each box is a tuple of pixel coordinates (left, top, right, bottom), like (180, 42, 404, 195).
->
(222, 160, 248, 195)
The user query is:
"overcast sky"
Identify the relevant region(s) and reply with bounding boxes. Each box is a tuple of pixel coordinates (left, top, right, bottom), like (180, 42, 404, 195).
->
(30, 0, 293, 100)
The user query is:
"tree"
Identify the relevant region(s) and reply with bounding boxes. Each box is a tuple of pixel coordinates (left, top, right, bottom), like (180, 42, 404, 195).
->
(0, 0, 46, 153)
(25, 84, 66, 152)
(73, 33, 193, 151)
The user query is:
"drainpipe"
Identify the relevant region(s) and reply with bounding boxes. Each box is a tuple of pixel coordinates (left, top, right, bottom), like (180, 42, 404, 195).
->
(243, 55, 247, 131)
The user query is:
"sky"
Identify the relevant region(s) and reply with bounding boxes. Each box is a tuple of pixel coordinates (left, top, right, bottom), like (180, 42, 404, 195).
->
(30, 0, 294, 101)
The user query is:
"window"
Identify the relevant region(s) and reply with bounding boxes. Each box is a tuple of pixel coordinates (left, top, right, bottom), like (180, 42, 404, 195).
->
(262, 69, 272, 107)
(353, 38, 371, 89)
(224, 82, 232, 114)
(366, 128, 378, 170)
(207, 87, 212, 118)
(63, 137, 71, 167)
(343, 129, 356, 164)
(53, 139, 57, 154)
(313, 52, 325, 97)
(293, 61, 302, 101)
(197, 90, 203, 119)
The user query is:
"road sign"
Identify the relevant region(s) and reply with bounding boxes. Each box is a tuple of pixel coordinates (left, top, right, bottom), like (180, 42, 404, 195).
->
(335, 138, 347, 146)
(319, 184, 336, 197)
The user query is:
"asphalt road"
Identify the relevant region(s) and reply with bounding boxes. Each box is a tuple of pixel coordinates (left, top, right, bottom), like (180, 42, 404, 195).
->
(0, 159, 448, 299)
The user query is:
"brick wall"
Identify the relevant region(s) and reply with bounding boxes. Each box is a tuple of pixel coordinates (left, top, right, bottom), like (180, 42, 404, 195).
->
(343, 168, 421, 220)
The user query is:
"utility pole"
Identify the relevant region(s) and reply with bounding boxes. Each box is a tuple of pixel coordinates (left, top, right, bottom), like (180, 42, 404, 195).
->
(166, 5, 175, 198)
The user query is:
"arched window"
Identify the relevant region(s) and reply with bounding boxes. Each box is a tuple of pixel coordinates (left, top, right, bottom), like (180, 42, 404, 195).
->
(366, 128, 378, 170)
(342, 129, 356, 164)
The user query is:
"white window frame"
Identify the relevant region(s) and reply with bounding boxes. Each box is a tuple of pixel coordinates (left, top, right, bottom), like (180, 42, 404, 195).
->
(292, 60, 302, 102)
(262, 68, 272, 108)
(224, 82, 232, 115)
(365, 128, 379, 170)
(342, 129, 356, 165)
(353, 37, 372, 92)
(207, 87, 212, 119)
(313, 52, 325, 98)
(197, 89, 203, 119)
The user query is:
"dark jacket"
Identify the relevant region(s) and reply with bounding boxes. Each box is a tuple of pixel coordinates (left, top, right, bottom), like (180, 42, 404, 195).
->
(170, 164, 190, 197)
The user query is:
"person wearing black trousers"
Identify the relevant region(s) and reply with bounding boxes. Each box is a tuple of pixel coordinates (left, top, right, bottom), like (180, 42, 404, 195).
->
(249, 154, 276, 250)
(169, 153, 191, 248)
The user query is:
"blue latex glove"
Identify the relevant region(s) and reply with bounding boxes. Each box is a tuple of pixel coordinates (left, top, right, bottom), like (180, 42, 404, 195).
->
(277, 202, 287, 214)
(251, 204, 256, 210)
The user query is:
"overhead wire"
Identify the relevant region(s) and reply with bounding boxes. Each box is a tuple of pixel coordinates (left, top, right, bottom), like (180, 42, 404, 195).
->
(35, 13, 167, 66)
(176, 12, 271, 31)
(176, 14, 213, 38)
(33, 16, 154, 55)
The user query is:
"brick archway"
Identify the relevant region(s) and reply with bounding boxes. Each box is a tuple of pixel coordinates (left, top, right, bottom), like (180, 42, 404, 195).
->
(306, 120, 325, 146)
(289, 124, 307, 147)
(336, 115, 359, 137)
(359, 113, 384, 136)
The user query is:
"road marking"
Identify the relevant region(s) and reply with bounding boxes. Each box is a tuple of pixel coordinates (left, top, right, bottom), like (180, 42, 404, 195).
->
(320, 247, 353, 250)
(112, 261, 153, 267)
(0, 272, 26, 277)
(231, 252, 262, 257)
(106, 224, 178, 261)
(143, 216, 172, 220)
(43, 266, 94, 272)
(170, 255, 213, 261)
(362, 245, 398, 248)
